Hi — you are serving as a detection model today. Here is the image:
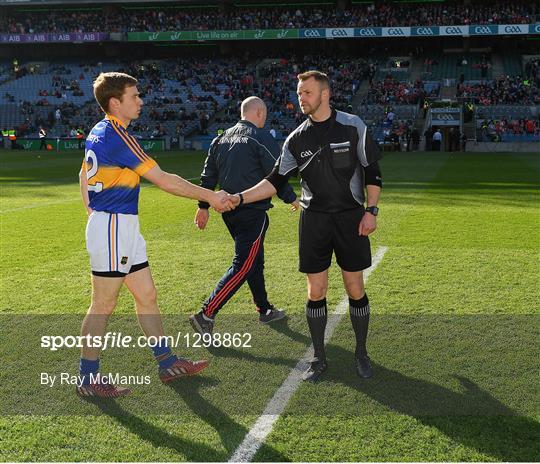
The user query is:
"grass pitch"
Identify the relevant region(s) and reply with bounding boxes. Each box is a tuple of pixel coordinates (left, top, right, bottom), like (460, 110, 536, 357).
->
(0, 149, 538, 461)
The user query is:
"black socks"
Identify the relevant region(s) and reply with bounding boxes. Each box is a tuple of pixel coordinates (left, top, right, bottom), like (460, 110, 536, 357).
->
(349, 294, 370, 358)
(305, 298, 328, 363)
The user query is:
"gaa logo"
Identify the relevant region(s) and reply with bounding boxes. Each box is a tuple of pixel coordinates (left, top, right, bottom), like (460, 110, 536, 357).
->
(331, 29, 348, 37)
(445, 26, 463, 34)
(303, 29, 322, 37)
(388, 28, 405, 36)
(417, 27, 434, 35)
(474, 26, 492, 34)
(436, 114, 454, 121)
(357, 28, 377, 37)
(504, 25, 523, 33)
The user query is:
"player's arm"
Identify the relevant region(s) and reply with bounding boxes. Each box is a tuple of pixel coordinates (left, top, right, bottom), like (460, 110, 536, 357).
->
(111, 125, 232, 213)
(144, 165, 232, 213)
(79, 161, 92, 216)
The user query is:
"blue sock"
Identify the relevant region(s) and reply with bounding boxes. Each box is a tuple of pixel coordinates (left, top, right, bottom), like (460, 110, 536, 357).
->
(151, 339, 178, 370)
(79, 358, 99, 385)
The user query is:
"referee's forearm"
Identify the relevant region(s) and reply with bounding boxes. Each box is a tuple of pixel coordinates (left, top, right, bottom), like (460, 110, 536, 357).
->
(240, 179, 277, 204)
(366, 185, 381, 207)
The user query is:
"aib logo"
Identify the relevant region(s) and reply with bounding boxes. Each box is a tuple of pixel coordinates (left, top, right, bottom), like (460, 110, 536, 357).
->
(445, 26, 463, 34)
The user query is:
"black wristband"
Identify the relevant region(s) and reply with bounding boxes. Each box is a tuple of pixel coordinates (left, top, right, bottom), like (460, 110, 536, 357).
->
(237, 193, 244, 206)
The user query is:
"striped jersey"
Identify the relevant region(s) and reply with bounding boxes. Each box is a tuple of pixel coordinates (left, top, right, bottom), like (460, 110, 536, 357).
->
(83, 115, 157, 214)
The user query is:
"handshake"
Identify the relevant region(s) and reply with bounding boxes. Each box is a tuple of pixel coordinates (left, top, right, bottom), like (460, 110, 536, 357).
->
(208, 190, 242, 213)
(197, 190, 299, 230)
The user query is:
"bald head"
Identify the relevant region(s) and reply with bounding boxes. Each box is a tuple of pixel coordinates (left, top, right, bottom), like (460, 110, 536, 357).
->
(241, 96, 267, 128)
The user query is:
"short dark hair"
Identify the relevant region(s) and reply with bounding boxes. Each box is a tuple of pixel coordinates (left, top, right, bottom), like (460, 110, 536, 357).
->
(93, 72, 138, 113)
(297, 70, 330, 88)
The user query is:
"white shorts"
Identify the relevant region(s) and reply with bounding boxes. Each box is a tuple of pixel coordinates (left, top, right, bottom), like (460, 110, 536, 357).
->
(86, 211, 148, 277)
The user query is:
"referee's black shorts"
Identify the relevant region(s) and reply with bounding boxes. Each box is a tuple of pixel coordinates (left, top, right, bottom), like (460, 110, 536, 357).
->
(299, 208, 372, 274)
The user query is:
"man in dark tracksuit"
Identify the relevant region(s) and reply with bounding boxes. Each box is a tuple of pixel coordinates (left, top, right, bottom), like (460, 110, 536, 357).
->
(231, 72, 382, 382)
(189, 97, 299, 335)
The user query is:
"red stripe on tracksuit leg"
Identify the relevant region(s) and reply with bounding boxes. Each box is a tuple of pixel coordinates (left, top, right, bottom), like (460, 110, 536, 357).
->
(205, 216, 267, 316)
(204, 234, 262, 317)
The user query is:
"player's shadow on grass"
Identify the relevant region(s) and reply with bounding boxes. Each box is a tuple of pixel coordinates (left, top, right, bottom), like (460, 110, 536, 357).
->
(324, 343, 540, 462)
(82, 395, 224, 461)
(166, 376, 289, 461)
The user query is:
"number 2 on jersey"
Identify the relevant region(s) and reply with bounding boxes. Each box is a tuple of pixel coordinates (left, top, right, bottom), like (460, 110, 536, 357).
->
(85, 149, 103, 192)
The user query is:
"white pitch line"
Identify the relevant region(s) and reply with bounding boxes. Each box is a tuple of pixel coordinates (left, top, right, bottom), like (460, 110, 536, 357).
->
(0, 176, 201, 214)
(229, 245, 389, 463)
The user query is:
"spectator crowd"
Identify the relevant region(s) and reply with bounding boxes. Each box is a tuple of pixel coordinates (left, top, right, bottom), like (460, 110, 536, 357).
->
(363, 76, 439, 105)
(2, 1, 537, 34)
(457, 75, 539, 105)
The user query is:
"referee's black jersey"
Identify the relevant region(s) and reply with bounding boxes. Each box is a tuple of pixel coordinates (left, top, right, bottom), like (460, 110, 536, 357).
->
(268, 109, 382, 213)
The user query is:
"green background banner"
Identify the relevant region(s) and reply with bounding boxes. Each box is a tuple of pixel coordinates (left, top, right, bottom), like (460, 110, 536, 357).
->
(128, 29, 299, 41)
(128, 25, 538, 41)
(18, 138, 164, 151)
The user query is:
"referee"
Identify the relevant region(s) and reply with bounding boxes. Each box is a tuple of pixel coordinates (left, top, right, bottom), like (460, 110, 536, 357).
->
(189, 96, 299, 335)
(231, 71, 383, 382)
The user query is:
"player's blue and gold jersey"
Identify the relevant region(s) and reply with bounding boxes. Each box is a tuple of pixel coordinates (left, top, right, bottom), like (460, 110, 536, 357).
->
(83, 115, 157, 214)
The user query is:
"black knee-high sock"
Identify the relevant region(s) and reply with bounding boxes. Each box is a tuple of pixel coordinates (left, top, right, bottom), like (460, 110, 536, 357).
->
(306, 298, 327, 363)
(349, 294, 370, 358)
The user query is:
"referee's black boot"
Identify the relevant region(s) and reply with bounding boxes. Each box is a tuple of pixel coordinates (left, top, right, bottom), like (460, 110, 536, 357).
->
(356, 355, 373, 379)
(302, 360, 327, 383)
(189, 312, 214, 335)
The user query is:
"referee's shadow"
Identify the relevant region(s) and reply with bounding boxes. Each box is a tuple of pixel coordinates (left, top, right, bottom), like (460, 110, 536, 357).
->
(268, 320, 539, 462)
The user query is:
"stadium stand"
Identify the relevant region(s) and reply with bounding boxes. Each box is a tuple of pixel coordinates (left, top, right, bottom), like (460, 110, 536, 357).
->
(1, 1, 539, 151)
(425, 53, 493, 80)
(1, 1, 537, 33)
(457, 76, 538, 105)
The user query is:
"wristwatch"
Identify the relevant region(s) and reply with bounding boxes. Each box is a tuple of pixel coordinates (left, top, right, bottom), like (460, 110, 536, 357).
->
(365, 206, 379, 216)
